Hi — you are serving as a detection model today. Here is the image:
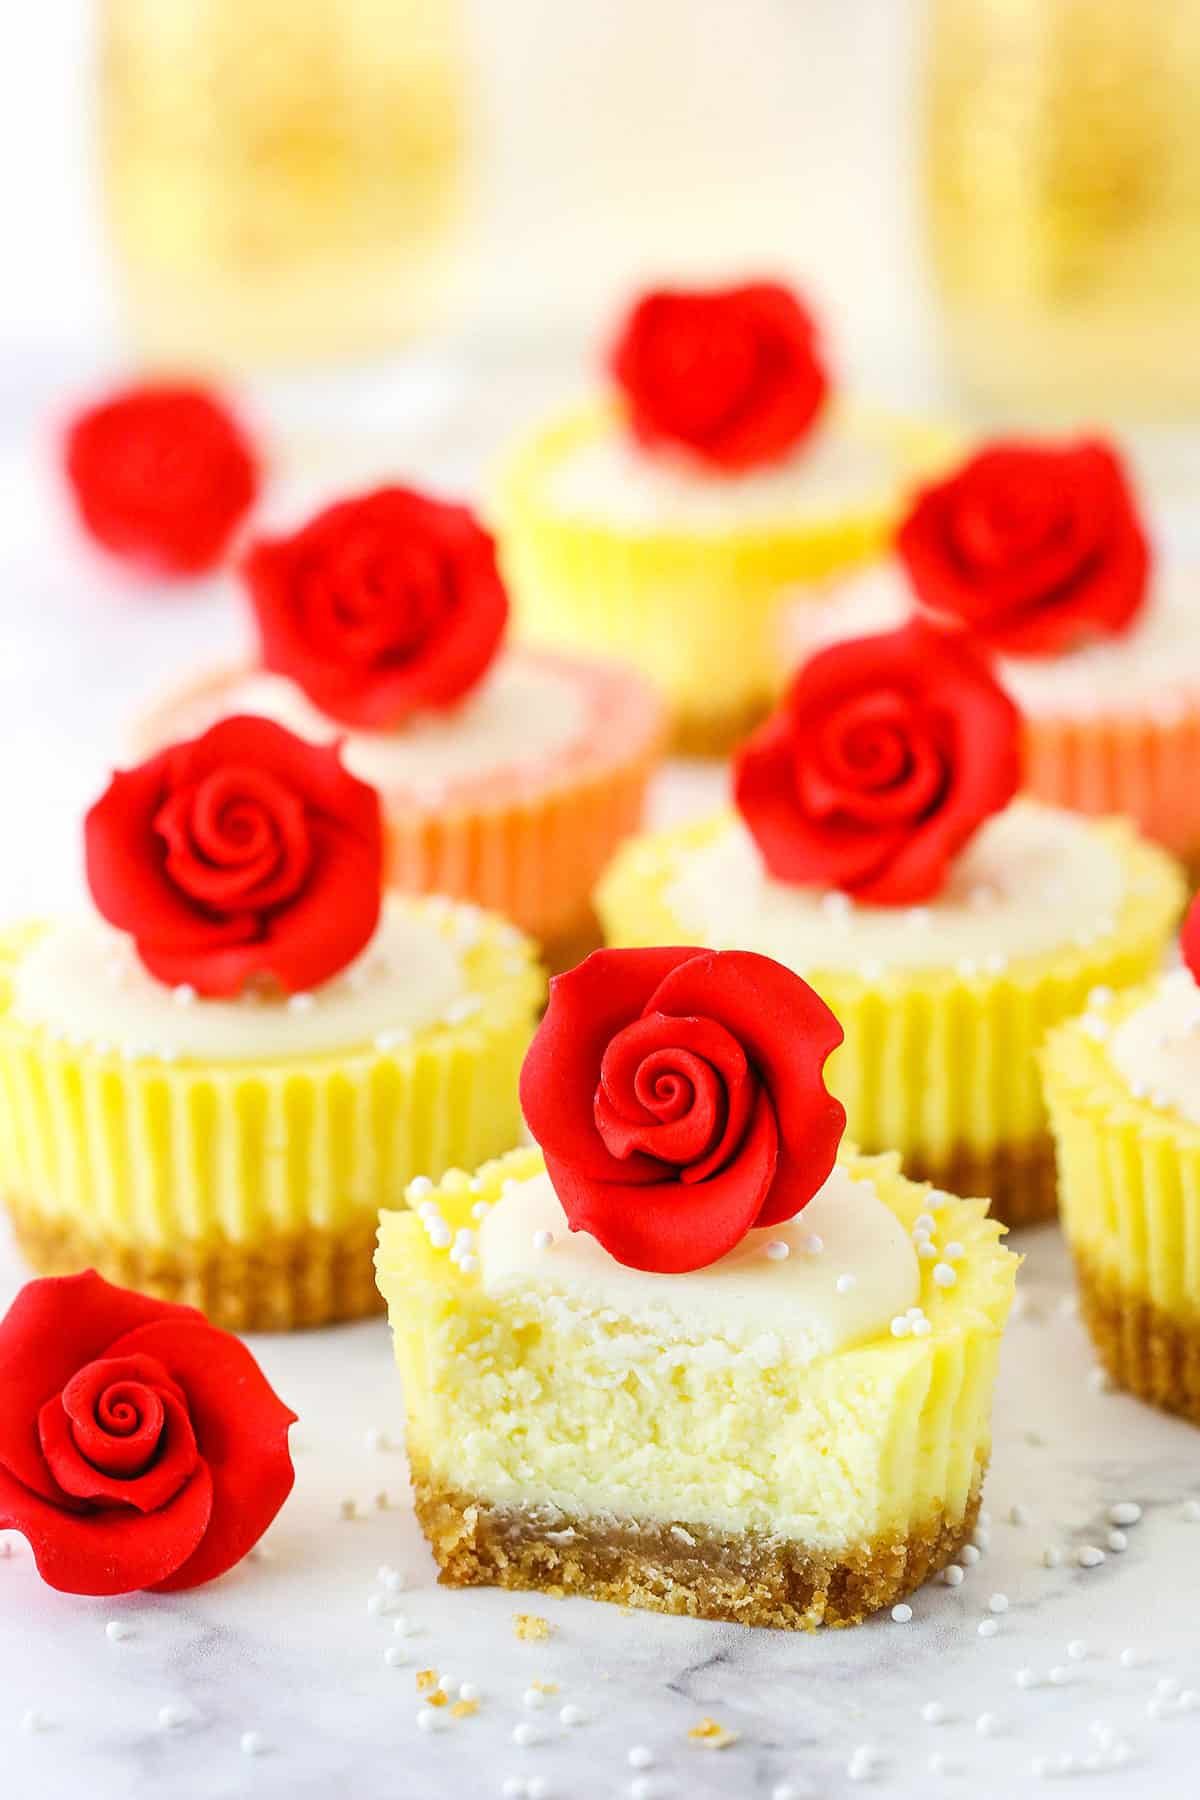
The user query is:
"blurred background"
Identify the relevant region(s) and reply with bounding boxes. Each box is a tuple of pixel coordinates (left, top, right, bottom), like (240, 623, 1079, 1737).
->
(4, 0, 1200, 902)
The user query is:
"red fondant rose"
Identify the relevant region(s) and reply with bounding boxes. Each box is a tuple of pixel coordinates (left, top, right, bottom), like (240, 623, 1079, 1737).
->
(734, 620, 1020, 906)
(519, 946, 845, 1274)
(610, 281, 829, 472)
(243, 487, 508, 728)
(64, 383, 259, 576)
(1180, 892, 1200, 986)
(896, 438, 1149, 657)
(0, 1271, 295, 1596)
(85, 715, 383, 997)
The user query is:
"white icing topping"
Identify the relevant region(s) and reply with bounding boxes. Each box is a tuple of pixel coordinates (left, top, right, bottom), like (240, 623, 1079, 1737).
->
(664, 800, 1125, 974)
(11, 898, 471, 1061)
(543, 416, 898, 533)
(788, 558, 1200, 721)
(477, 1165, 919, 1365)
(155, 654, 587, 801)
(1107, 969, 1200, 1124)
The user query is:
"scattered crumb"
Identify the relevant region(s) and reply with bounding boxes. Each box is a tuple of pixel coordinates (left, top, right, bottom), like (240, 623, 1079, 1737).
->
(513, 1613, 552, 1642)
(428, 1690, 449, 1708)
(530, 1680, 559, 1695)
(450, 1698, 479, 1720)
(689, 1716, 739, 1750)
(416, 1669, 439, 1693)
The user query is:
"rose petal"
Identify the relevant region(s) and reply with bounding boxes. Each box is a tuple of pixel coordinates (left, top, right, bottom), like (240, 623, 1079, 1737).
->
(0, 1273, 204, 1506)
(547, 1085, 778, 1273)
(594, 1011, 755, 1179)
(649, 949, 845, 1228)
(39, 1384, 198, 1513)
(0, 1458, 213, 1597)
(103, 1319, 295, 1591)
(520, 947, 705, 1186)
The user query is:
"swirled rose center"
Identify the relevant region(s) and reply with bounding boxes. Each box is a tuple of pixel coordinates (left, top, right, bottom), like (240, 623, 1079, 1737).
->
(37, 1351, 201, 1513)
(154, 764, 311, 915)
(593, 1010, 761, 1186)
(645, 309, 760, 437)
(67, 1376, 165, 1478)
(300, 525, 450, 669)
(798, 690, 948, 829)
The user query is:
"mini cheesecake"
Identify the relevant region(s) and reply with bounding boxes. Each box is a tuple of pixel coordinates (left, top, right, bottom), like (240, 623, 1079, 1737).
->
(494, 277, 953, 756)
(1044, 938, 1200, 1424)
(0, 895, 542, 1331)
(132, 645, 664, 971)
(377, 1142, 1016, 1628)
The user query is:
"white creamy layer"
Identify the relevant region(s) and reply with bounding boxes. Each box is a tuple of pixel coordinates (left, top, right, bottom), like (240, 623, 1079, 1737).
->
(477, 1165, 919, 1364)
(543, 416, 897, 532)
(664, 801, 1125, 974)
(789, 558, 1200, 721)
(11, 898, 471, 1061)
(156, 654, 587, 800)
(1108, 969, 1200, 1124)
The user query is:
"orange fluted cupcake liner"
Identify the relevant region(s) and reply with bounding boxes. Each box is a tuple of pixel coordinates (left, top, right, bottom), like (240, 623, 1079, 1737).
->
(1022, 705, 1200, 871)
(131, 650, 667, 962)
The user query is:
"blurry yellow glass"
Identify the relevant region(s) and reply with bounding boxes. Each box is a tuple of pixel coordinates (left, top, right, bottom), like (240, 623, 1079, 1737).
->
(924, 0, 1200, 421)
(102, 0, 468, 370)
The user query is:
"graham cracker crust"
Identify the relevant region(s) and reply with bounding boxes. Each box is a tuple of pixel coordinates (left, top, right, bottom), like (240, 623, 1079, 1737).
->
(411, 1467, 984, 1630)
(6, 1200, 384, 1332)
(671, 694, 774, 760)
(1074, 1252, 1200, 1426)
(902, 1136, 1059, 1230)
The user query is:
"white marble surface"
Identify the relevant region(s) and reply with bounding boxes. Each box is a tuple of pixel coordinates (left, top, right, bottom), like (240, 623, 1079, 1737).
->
(3, 406, 1200, 1800)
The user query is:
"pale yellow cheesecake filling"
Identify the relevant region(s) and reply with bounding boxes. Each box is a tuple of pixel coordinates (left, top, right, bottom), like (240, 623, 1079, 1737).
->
(542, 415, 898, 533)
(8, 896, 482, 1062)
(663, 800, 1126, 976)
(378, 1147, 1017, 1551)
(788, 558, 1200, 721)
(1107, 969, 1200, 1124)
(148, 653, 588, 802)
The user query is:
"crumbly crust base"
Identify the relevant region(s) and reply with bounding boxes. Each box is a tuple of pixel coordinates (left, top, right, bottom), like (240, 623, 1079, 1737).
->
(1075, 1251, 1200, 1426)
(670, 692, 775, 760)
(410, 1466, 984, 1630)
(6, 1200, 383, 1332)
(902, 1136, 1058, 1229)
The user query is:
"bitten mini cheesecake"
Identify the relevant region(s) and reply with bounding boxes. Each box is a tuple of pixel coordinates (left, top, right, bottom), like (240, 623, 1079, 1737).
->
(0, 717, 543, 1331)
(132, 484, 665, 969)
(1043, 891, 1200, 1425)
(597, 622, 1184, 1226)
(377, 946, 1018, 1629)
(781, 436, 1200, 871)
(494, 279, 952, 754)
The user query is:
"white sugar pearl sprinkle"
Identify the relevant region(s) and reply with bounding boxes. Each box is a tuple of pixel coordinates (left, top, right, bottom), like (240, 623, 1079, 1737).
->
(836, 1273, 857, 1294)
(524, 1687, 548, 1710)
(532, 1230, 554, 1252)
(383, 1646, 408, 1668)
(416, 1708, 443, 1733)
(962, 1544, 981, 1566)
(765, 1240, 790, 1262)
(1048, 1666, 1071, 1686)
(1109, 1501, 1142, 1526)
(976, 1713, 1001, 1737)
(1119, 1648, 1145, 1669)
(628, 1747, 655, 1769)
(1077, 1545, 1106, 1568)
(1067, 1640, 1089, 1661)
(559, 1704, 585, 1727)
(977, 1618, 999, 1638)
(942, 1564, 964, 1586)
(105, 1619, 133, 1642)
(932, 1263, 957, 1288)
(890, 1315, 912, 1338)
(1042, 1546, 1062, 1568)
(801, 1232, 824, 1255)
(21, 1710, 49, 1734)
(921, 1701, 949, 1725)
(1182, 1499, 1200, 1521)
(512, 1722, 542, 1748)
(988, 1593, 1009, 1614)
(892, 1602, 913, 1622)
(240, 1732, 267, 1757)
(158, 1705, 189, 1730)
(1015, 1669, 1039, 1690)
(1108, 1528, 1128, 1552)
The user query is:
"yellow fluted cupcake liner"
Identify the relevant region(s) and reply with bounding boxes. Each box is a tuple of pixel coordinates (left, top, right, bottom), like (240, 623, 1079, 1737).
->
(376, 1146, 1016, 1622)
(1043, 992, 1200, 1422)
(0, 901, 544, 1331)
(493, 400, 958, 755)
(596, 816, 1185, 1226)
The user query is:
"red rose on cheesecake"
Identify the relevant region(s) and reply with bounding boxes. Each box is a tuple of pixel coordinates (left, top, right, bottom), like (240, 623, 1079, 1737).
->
(520, 946, 845, 1274)
(244, 487, 509, 728)
(897, 438, 1149, 658)
(610, 281, 829, 473)
(734, 619, 1021, 907)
